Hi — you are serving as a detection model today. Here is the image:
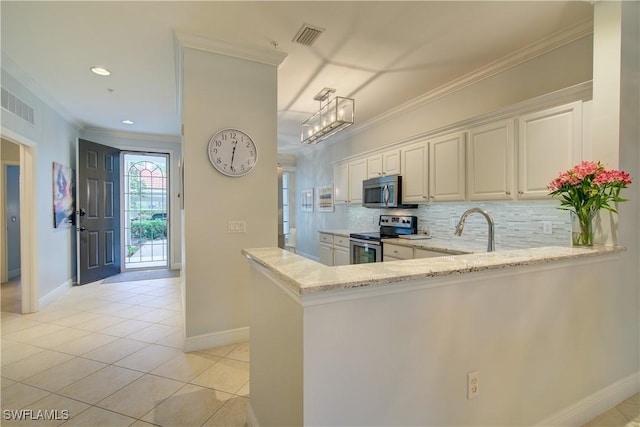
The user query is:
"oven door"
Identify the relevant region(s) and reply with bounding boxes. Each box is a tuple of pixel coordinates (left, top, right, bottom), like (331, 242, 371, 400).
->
(349, 238, 382, 264)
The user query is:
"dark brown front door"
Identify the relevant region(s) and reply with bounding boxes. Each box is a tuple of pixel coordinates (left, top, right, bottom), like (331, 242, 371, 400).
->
(77, 139, 121, 285)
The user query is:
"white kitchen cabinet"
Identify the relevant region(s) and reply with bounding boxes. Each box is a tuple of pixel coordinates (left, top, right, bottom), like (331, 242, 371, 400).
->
(333, 163, 350, 205)
(401, 132, 465, 203)
(319, 233, 335, 266)
(517, 101, 582, 199)
(429, 132, 466, 201)
(414, 248, 451, 259)
(401, 140, 429, 203)
(333, 236, 350, 266)
(367, 149, 401, 178)
(383, 243, 413, 262)
(334, 159, 367, 205)
(467, 119, 515, 200)
(348, 159, 367, 204)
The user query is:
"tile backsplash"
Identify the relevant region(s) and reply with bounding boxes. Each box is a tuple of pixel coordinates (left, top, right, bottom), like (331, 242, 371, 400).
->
(346, 200, 572, 249)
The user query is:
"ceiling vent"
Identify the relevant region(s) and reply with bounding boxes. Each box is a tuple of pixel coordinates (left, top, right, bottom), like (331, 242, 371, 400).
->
(1, 87, 35, 126)
(292, 23, 325, 46)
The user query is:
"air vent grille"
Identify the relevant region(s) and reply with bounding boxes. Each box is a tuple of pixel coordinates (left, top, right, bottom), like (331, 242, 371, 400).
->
(1, 87, 35, 125)
(292, 24, 325, 46)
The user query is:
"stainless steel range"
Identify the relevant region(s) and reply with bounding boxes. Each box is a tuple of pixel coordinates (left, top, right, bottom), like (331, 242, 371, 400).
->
(349, 215, 418, 264)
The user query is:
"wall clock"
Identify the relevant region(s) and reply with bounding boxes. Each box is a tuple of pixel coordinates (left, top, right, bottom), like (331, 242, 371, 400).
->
(207, 128, 258, 177)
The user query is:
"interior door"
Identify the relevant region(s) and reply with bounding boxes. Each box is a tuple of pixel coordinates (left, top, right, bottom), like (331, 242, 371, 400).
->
(77, 139, 121, 285)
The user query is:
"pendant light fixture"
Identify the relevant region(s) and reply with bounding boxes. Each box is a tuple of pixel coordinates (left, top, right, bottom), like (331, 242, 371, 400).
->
(301, 88, 354, 144)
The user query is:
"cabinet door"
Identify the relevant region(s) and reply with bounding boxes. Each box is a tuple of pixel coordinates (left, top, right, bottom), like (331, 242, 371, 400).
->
(468, 120, 515, 200)
(383, 149, 401, 176)
(333, 162, 349, 204)
(319, 243, 334, 266)
(367, 154, 383, 179)
(348, 158, 367, 204)
(518, 101, 582, 199)
(401, 141, 429, 203)
(383, 244, 413, 260)
(414, 249, 449, 259)
(333, 246, 350, 266)
(429, 132, 466, 201)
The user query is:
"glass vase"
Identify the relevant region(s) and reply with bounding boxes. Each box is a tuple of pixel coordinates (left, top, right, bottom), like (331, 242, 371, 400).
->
(571, 211, 595, 246)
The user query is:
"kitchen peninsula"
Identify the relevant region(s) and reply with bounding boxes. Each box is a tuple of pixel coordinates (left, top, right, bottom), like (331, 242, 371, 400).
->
(243, 245, 631, 426)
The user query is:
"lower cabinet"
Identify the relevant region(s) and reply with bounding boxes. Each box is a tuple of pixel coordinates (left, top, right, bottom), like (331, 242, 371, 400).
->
(414, 248, 451, 258)
(384, 243, 452, 261)
(319, 233, 334, 266)
(333, 236, 350, 266)
(383, 244, 413, 262)
(319, 233, 351, 266)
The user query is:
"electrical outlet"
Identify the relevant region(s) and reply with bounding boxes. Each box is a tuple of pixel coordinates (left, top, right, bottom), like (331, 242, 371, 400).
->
(542, 221, 553, 235)
(228, 220, 246, 233)
(467, 371, 479, 399)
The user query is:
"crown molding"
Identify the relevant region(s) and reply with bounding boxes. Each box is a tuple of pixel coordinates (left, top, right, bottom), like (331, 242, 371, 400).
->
(174, 30, 288, 68)
(1, 53, 83, 130)
(328, 18, 594, 146)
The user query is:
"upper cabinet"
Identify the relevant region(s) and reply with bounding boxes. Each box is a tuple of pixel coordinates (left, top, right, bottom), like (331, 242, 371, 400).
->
(367, 149, 401, 179)
(517, 101, 582, 199)
(467, 119, 515, 200)
(401, 140, 429, 203)
(429, 132, 466, 201)
(332, 99, 585, 205)
(334, 158, 367, 205)
(401, 132, 465, 203)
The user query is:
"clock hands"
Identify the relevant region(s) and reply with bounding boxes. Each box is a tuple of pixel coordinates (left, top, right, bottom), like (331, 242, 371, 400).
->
(230, 140, 238, 168)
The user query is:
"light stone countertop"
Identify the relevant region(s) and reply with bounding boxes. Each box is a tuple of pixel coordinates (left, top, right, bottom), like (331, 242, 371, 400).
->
(243, 245, 625, 297)
(317, 229, 353, 238)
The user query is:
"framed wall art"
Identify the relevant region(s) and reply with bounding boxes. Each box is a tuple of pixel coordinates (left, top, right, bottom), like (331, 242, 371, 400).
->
(52, 162, 75, 228)
(301, 189, 314, 212)
(316, 185, 334, 212)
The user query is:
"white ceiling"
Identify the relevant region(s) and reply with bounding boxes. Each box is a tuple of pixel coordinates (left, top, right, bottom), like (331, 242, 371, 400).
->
(1, 1, 593, 153)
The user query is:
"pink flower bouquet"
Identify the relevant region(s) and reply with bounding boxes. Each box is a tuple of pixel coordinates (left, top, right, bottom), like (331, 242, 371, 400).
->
(548, 161, 632, 246)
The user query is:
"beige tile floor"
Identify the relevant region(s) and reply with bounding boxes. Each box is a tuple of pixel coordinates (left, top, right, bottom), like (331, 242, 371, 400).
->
(2, 275, 638, 427)
(1, 275, 249, 427)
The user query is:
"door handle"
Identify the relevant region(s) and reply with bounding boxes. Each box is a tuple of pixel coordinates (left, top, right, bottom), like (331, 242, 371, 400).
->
(78, 227, 86, 232)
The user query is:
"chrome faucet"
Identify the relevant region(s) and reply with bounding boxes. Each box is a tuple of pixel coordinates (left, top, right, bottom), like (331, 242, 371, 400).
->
(455, 207, 495, 252)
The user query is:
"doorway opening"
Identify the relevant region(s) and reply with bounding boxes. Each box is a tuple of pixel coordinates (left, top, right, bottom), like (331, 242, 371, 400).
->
(2, 160, 21, 313)
(122, 153, 169, 270)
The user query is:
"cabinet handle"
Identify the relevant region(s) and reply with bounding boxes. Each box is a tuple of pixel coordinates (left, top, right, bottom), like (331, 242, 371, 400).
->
(429, 196, 434, 200)
(506, 191, 511, 195)
(518, 191, 524, 195)
(422, 195, 428, 199)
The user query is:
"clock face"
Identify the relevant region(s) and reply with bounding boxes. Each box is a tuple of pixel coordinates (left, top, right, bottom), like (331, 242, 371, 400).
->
(207, 128, 258, 177)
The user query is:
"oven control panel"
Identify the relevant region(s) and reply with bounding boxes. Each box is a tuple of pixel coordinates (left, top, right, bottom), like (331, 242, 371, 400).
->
(379, 215, 417, 229)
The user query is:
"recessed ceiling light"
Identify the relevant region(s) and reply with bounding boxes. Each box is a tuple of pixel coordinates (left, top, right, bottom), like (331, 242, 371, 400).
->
(122, 119, 135, 125)
(90, 66, 111, 76)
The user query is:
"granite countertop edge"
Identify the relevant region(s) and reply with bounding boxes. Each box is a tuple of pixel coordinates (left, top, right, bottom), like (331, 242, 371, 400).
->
(242, 245, 625, 297)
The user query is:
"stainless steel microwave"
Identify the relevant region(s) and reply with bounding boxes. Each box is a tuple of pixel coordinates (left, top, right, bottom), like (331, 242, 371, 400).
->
(362, 175, 416, 208)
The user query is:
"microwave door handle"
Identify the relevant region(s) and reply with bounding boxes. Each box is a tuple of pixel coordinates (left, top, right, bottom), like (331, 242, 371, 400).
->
(383, 184, 390, 206)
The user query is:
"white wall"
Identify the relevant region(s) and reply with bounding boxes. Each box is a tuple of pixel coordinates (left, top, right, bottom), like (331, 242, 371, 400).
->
(1, 67, 78, 303)
(182, 46, 279, 345)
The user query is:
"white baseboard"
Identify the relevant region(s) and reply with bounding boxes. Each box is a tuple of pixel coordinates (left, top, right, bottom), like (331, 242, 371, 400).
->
(183, 326, 249, 352)
(246, 402, 259, 427)
(39, 279, 73, 308)
(536, 372, 640, 427)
